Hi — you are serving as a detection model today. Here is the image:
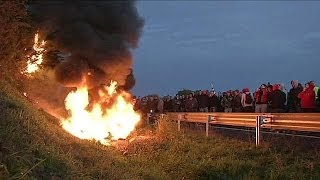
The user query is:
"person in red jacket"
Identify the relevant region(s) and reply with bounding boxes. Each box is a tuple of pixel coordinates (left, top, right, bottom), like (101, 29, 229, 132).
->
(298, 82, 316, 112)
(254, 84, 269, 113)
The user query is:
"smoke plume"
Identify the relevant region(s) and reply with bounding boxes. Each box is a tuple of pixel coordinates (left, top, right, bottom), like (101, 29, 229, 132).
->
(28, 1, 144, 89)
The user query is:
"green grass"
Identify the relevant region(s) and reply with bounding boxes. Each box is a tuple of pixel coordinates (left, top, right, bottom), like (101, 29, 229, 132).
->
(0, 79, 320, 179)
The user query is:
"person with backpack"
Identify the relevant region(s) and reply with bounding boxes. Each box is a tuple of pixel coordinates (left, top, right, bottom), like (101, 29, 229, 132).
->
(241, 88, 253, 112)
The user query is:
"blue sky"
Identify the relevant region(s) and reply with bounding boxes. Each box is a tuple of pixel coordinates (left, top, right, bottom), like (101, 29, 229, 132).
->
(132, 1, 320, 96)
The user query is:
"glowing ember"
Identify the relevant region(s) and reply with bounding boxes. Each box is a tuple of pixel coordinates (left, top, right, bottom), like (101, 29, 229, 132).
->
(61, 81, 141, 145)
(24, 33, 46, 74)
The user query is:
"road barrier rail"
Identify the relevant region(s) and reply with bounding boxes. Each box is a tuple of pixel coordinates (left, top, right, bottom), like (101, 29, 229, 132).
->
(163, 112, 320, 146)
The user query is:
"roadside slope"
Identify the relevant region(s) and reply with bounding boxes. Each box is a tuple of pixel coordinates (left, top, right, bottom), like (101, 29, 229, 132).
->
(1, 78, 320, 179)
(0, 79, 133, 179)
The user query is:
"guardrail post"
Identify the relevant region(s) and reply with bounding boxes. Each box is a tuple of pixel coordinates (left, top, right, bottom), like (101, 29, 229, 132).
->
(206, 120, 209, 137)
(256, 115, 261, 147)
(207, 115, 215, 137)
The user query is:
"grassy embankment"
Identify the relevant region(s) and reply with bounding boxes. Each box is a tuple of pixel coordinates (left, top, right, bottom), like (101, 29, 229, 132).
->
(1, 78, 320, 179)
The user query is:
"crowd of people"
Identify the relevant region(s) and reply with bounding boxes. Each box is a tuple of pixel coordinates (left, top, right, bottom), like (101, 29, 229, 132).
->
(134, 80, 320, 114)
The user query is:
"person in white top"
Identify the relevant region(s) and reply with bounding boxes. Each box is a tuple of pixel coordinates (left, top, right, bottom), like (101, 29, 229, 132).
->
(241, 88, 254, 112)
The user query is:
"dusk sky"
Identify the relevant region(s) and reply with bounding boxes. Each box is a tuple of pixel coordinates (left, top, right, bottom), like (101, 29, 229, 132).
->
(132, 1, 320, 96)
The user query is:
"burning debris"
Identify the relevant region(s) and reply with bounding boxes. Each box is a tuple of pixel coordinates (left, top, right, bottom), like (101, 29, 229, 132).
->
(22, 1, 144, 145)
(24, 33, 46, 74)
(61, 81, 140, 145)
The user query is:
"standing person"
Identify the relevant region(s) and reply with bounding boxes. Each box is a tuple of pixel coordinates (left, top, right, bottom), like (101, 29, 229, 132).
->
(191, 94, 199, 112)
(167, 96, 174, 112)
(173, 95, 181, 112)
(208, 92, 219, 112)
(241, 88, 254, 112)
(140, 97, 148, 113)
(280, 83, 288, 106)
(232, 90, 243, 112)
(179, 95, 186, 112)
(195, 91, 201, 112)
(287, 80, 303, 112)
(221, 91, 233, 112)
(185, 94, 198, 112)
(198, 90, 209, 112)
(254, 84, 269, 113)
(146, 96, 153, 113)
(298, 82, 316, 112)
(317, 87, 320, 112)
(184, 94, 192, 112)
(163, 97, 169, 112)
(151, 96, 159, 112)
(269, 84, 286, 113)
(309, 81, 320, 112)
(157, 96, 164, 113)
(266, 84, 273, 112)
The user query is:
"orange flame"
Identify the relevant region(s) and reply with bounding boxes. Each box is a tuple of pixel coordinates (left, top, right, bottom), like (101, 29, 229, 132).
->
(61, 81, 141, 145)
(25, 33, 46, 74)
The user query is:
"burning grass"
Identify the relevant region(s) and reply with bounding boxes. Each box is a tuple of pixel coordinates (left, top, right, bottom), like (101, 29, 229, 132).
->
(0, 79, 320, 179)
(61, 81, 141, 145)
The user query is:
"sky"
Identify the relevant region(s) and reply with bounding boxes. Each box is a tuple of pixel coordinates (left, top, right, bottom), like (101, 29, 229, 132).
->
(132, 1, 320, 96)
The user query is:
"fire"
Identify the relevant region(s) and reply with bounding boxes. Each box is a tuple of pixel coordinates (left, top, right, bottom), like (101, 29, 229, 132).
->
(22, 33, 140, 145)
(24, 33, 46, 74)
(61, 81, 141, 145)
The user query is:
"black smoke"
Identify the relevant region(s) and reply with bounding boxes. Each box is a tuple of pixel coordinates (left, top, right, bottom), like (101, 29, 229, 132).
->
(28, 0, 144, 89)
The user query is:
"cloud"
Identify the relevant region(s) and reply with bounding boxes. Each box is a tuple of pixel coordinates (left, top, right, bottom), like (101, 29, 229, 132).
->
(301, 31, 320, 54)
(175, 32, 242, 47)
(224, 33, 241, 39)
(144, 24, 168, 34)
(304, 31, 320, 39)
(175, 37, 218, 46)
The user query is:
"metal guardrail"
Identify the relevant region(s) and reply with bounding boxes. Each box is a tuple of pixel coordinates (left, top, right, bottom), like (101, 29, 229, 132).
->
(163, 112, 320, 146)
